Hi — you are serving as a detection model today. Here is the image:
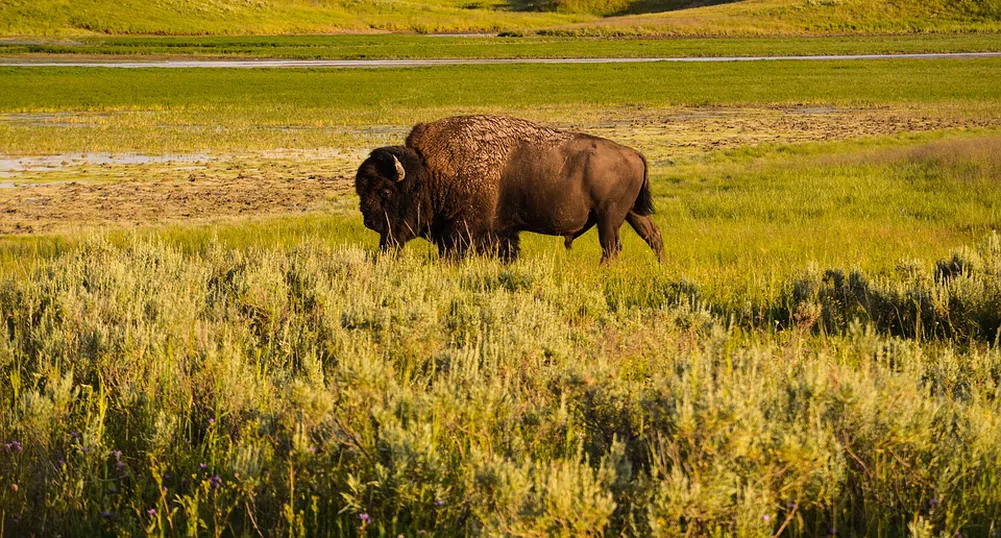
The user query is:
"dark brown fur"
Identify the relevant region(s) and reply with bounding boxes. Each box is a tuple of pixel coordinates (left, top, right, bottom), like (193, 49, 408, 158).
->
(355, 115, 663, 264)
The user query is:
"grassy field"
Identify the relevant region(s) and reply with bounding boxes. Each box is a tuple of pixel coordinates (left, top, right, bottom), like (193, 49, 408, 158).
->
(4, 34, 1001, 61)
(2, 58, 1001, 536)
(560, 0, 1001, 36)
(2, 0, 1000, 36)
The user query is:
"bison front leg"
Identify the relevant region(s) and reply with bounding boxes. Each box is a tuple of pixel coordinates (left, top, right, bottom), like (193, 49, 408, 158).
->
(496, 233, 521, 263)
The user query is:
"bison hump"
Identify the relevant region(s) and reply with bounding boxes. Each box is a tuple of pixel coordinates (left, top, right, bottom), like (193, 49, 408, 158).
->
(406, 115, 573, 195)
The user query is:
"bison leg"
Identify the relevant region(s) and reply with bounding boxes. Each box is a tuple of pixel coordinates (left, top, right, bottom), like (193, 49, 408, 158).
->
(564, 216, 597, 250)
(597, 213, 624, 264)
(498, 234, 521, 263)
(626, 211, 665, 263)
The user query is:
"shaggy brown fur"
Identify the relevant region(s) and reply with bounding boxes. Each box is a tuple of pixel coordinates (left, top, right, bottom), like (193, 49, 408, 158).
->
(355, 115, 663, 264)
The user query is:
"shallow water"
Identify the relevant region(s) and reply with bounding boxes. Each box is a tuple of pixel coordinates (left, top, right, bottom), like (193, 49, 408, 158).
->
(0, 152, 213, 176)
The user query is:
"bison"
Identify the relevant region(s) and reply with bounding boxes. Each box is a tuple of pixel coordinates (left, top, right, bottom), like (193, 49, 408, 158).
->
(355, 115, 663, 264)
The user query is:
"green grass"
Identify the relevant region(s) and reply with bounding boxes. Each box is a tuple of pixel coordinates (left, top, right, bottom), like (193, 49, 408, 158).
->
(2, 57, 1001, 535)
(1, 216, 1000, 536)
(558, 0, 1001, 36)
(0, 0, 587, 37)
(1, 0, 1000, 36)
(1, 59, 1000, 156)
(4, 33, 1001, 60)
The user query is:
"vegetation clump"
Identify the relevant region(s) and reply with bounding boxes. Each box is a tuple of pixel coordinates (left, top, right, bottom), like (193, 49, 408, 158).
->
(1, 234, 1000, 535)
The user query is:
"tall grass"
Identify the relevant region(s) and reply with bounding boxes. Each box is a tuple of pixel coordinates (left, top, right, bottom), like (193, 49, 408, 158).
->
(1, 230, 1000, 536)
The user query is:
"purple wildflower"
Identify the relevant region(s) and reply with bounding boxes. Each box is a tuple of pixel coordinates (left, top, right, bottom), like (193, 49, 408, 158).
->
(112, 450, 122, 459)
(763, 515, 771, 522)
(100, 511, 114, 520)
(163, 473, 171, 482)
(147, 508, 157, 517)
(210, 475, 221, 488)
(199, 463, 208, 470)
(930, 498, 940, 507)
(82, 446, 90, 453)
(6, 441, 22, 452)
(435, 499, 445, 507)
(71, 432, 81, 439)
(359, 513, 372, 525)
(208, 418, 215, 425)
(58, 458, 66, 467)
(109, 486, 119, 494)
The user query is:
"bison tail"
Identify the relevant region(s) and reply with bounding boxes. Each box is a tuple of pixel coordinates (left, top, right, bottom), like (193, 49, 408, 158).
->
(632, 154, 655, 216)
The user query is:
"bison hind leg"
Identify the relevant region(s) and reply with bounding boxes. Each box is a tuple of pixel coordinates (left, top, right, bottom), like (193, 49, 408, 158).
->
(626, 211, 665, 263)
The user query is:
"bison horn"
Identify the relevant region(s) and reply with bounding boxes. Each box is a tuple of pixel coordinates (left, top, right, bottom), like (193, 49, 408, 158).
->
(392, 154, 406, 182)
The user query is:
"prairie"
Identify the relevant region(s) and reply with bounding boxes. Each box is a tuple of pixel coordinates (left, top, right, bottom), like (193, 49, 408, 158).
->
(1, 58, 1001, 536)
(4, 34, 1001, 61)
(1, 0, 1000, 37)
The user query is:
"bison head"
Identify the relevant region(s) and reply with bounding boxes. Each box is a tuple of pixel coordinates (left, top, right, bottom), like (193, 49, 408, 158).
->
(355, 146, 426, 251)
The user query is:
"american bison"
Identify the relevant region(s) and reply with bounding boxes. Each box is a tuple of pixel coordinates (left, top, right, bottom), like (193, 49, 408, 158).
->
(355, 115, 663, 264)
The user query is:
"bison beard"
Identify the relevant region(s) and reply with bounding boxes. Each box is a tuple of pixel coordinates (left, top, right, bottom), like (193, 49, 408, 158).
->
(355, 115, 664, 264)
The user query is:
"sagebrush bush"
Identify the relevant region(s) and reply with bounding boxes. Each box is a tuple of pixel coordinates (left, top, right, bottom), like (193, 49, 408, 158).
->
(779, 233, 1001, 342)
(1, 235, 1000, 536)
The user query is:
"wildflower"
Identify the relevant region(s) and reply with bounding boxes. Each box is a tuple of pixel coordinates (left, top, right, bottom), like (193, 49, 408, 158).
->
(359, 513, 372, 525)
(147, 508, 157, 517)
(82, 446, 90, 453)
(435, 499, 445, 507)
(6, 441, 22, 452)
(163, 473, 171, 482)
(109, 486, 119, 494)
(763, 515, 771, 522)
(210, 475, 221, 488)
(58, 458, 66, 467)
(112, 450, 122, 459)
(10, 483, 18, 492)
(208, 418, 215, 425)
(116, 461, 125, 471)
(930, 498, 940, 507)
(199, 463, 208, 470)
(100, 511, 114, 520)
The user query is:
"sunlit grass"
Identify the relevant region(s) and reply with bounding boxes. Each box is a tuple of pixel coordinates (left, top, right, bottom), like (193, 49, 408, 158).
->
(4, 33, 1001, 60)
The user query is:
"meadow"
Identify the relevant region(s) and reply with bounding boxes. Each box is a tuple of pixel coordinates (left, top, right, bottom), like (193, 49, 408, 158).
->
(1, 58, 1001, 536)
(4, 34, 1001, 61)
(1, 0, 1001, 37)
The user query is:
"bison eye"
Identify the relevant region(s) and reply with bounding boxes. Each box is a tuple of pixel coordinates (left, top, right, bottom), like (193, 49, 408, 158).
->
(382, 189, 393, 197)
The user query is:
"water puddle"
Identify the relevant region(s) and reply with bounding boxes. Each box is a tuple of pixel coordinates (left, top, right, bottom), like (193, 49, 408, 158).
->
(0, 152, 213, 178)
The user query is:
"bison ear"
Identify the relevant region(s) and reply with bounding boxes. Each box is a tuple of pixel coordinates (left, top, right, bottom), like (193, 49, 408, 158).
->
(392, 154, 406, 182)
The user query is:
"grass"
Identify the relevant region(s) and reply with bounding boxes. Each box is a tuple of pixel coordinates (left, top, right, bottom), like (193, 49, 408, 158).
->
(2, 57, 1001, 535)
(1, 218, 1000, 536)
(557, 0, 1001, 36)
(4, 34, 1001, 61)
(1, 0, 1000, 37)
(1, 59, 1000, 156)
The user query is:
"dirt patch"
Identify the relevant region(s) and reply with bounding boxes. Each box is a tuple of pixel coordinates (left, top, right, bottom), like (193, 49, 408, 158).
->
(0, 106, 996, 235)
(0, 162, 352, 234)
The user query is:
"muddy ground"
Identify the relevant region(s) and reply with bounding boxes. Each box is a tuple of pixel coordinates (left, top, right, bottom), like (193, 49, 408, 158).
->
(1, 106, 997, 235)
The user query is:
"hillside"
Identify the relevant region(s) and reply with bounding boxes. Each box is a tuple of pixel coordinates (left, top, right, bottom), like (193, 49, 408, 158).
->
(557, 0, 1001, 36)
(1, 0, 999, 37)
